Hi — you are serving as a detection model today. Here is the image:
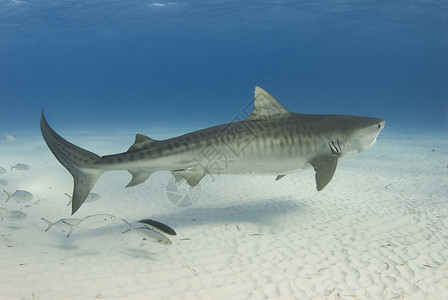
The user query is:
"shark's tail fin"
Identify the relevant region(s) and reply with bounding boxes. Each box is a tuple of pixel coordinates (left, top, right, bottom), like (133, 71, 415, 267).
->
(40, 111, 104, 215)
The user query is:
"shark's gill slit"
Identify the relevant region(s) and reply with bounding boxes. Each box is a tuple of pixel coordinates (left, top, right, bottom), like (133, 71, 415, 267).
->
(331, 141, 338, 153)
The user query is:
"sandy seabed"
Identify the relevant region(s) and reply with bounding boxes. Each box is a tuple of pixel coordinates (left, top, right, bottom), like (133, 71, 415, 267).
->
(0, 129, 447, 300)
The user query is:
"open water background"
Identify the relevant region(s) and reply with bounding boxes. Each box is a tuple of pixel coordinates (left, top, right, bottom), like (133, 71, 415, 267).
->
(1, 0, 447, 135)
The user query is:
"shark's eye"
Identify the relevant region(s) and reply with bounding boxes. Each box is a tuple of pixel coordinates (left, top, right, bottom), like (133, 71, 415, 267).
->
(377, 124, 381, 129)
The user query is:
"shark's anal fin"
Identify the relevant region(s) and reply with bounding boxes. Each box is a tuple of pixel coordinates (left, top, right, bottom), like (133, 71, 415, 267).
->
(309, 155, 338, 191)
(276, 175, 286, 181)
(171, 170, 205, 187)
(128, 134, 158, 152)
(126, 171, 154, 188)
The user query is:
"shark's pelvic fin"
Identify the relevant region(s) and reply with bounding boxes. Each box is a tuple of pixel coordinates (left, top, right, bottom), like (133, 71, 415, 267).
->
(247, 86, 292, 120)
(128, 134, 158, 152)
(309, 156, 338, 191)
(40, 111, 104, 214)
(126, 171, 154, 187)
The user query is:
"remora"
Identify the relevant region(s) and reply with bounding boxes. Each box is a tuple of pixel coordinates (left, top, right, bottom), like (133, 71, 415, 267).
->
(41, 87, 385, 214)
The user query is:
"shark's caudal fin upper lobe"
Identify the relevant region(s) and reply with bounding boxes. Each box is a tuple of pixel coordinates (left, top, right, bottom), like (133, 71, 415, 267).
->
(40, 111, 103, 215)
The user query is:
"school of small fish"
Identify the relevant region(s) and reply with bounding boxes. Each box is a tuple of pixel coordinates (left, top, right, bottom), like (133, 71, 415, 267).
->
(0, 163, 178, 249)
(0, 163, 32, 225)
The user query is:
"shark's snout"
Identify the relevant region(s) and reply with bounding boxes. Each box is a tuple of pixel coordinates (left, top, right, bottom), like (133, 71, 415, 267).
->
(370, 119, 386, 146)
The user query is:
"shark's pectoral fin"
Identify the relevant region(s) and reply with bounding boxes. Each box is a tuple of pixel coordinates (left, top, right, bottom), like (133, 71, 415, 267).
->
(309, 155, 338, 191)
(126, 171, 154, 187)
(171, 169, 205, 187)
(276, 175, 286, 181)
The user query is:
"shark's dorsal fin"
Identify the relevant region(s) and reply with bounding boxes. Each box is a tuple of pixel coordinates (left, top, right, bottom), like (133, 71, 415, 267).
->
(128, 134, 157, 152)
(247, 86, 292, 120)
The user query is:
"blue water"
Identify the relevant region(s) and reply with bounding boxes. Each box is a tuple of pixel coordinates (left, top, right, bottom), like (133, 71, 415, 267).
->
(1, 0, 447, 134)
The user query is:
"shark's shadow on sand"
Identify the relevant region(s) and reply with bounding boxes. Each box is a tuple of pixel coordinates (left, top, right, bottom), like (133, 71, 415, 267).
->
(148, 197, 308, 227)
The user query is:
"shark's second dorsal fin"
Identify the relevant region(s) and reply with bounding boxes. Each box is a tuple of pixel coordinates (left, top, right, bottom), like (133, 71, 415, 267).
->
(247, 86, 292, 120)
(128, 134, 157, 152)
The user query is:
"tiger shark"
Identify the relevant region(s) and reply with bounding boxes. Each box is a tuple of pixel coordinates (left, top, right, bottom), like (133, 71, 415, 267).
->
(41, 87, 385, 214)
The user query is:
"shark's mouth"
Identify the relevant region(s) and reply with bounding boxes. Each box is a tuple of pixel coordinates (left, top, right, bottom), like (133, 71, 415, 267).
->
(370, 130, 382, 146)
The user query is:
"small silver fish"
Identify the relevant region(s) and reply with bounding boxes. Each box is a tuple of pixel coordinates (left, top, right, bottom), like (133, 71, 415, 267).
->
(3, 189, 33, 203)
(0, 167, 6, 174)
(137, 218, 177, 236)
(65, 192, 101, 206)
(0, 179, 8, 186)
(9, 163, 30, 171)
(0, 207, 27, 221)
(41, 217, 82, 237)
(42, 214, 115, 238)
(76, 214, 115, 229)
(122, 219, 172, 245)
